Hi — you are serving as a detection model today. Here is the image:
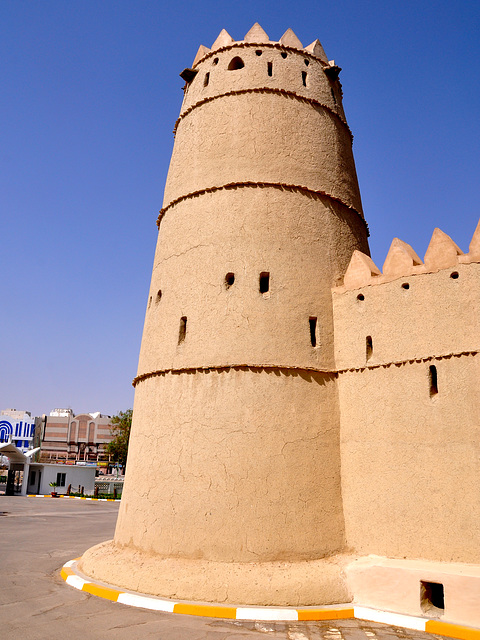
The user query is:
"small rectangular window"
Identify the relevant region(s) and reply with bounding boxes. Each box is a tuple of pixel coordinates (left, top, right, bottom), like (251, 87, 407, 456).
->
(178, 316, 187, 343)
(267, 61, 273, 77)
(309, 317, 317, 347)
(259, 272, 270, 293)
(56, 472, 66, 487)
(429, 365, 438, 396)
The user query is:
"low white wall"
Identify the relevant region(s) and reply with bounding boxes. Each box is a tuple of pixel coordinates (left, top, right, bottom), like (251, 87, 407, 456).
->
(28, 464, 96, 495)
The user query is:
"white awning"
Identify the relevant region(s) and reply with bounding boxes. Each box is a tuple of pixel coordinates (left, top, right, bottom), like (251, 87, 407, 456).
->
(0, 442, 29, 463)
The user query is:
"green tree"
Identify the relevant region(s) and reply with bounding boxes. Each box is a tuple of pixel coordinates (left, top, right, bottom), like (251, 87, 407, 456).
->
(106, 409, 133, 469)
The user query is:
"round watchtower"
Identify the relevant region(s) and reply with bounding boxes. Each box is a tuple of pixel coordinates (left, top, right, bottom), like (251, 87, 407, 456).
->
(81, 25, 370, 606)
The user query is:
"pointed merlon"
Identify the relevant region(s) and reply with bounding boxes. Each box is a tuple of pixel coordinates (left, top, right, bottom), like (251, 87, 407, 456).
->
(244, 23, 269, 43)
(424, 228, 464, 271)
(344, 250, 381, 289)
(211, 28, 234, 51)
(468, 218, 480, 259)
(192, 44, 211, 67)
(305, 39, 327, 62)
(279, 28, 303, 49)
(383, 238, 423, 277)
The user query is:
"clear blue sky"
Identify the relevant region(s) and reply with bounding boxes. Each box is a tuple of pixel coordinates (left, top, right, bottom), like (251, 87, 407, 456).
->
(1, 0, 479, 418)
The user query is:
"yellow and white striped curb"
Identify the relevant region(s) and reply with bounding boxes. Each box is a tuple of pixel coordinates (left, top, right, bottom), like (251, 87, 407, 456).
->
(61, 560, 353, 620)
(60, 560, 480, 636)
(354, 608, 480, 640)
(28, 494, 117, 501)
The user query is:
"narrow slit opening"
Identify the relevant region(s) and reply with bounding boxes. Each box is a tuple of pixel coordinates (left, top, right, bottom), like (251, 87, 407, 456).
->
(267, 61, 273, 76)
(366, 336, 373, 361)
(203, 72, 209, 87)
(259, 272, 270, 294)
(309, 317, 317, 347)
(429, 365, 438, 396)
(302, 71, 307, 86)
(331, 88, 337, 104)
(156, 289, 162, 303)
(178, 317, 187, 344)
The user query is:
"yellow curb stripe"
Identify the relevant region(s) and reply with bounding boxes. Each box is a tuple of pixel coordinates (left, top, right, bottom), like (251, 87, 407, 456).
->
(82, 582, 121, 601)
(298, 608, 354, 621)
(426, 621, 480, 640)
(173, 603, 237, 619)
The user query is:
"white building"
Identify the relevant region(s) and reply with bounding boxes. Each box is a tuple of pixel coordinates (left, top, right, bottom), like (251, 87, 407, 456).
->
(0, 409, 35, 452)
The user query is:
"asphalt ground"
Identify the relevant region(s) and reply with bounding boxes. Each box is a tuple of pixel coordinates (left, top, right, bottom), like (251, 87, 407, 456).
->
(0, 496, 446, 640)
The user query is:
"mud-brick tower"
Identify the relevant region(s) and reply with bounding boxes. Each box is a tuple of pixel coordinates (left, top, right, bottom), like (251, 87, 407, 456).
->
(81, 24, 370, 605)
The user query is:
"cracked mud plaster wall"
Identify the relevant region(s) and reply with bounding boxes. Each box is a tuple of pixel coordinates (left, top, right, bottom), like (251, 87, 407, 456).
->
(165, 94, 361, 216)
(183, 44, 346, 123)
(115, 367, 345, 562)
(141, 188, 368, 375)
(164, 44, 362, 215)
(334, 264, 480, 562)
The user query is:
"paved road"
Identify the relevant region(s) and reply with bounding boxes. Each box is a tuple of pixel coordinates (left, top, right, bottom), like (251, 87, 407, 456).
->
(0, 496, 444, 640)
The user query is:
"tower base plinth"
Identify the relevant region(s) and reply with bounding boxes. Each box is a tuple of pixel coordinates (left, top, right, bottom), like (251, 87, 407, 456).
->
(79, 541, 353, 606)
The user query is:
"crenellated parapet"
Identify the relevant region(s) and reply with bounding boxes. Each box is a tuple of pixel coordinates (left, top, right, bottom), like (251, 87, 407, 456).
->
(178, 24, 345, 125)
(332, 218, 480, 371)
(339, 219, 480, 290)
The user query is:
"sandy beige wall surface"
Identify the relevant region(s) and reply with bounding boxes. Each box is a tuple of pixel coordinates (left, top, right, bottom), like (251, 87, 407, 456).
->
(140, 189, 368, 375)
(165, 92, 361, 215)
(333, 263, 480, 370)
(338, 355, 480, 562)
(115, 368, 345, 562)
(184, 44, 345, 121)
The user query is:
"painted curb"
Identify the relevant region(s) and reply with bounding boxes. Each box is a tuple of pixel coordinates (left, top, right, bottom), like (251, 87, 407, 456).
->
(60, 560, 480, 635)
(28, 494, 118, 501)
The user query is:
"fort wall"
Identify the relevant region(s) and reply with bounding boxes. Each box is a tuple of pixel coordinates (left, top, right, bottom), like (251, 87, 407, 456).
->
(333, 228, 480, 563)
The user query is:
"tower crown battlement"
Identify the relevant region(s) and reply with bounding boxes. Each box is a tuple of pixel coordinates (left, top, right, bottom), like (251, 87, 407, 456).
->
(192, 24, 330, 65)
(177, 24, 346, 135)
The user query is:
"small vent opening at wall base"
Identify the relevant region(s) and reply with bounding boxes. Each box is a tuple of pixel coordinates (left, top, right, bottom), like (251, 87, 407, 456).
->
(420, 581, 444, 617)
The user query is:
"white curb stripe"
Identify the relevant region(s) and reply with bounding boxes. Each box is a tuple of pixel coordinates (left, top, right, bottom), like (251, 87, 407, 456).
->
(354, 607, 427, 632)
(117, 593, 175, 612)
(66, 574, 87, 590)
(64, 559, 75, 568)
(236, 607, 298, 621)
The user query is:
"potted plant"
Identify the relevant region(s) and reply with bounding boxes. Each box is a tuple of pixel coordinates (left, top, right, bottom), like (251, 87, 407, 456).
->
(49, 481, 58, 497)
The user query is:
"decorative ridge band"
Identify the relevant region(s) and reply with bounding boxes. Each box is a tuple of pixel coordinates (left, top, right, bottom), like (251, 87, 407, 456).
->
(133, 364, 337, 387)
(133, 350, 479, 387)
(193, 41, 330, 69)
(174, 87, 351, 139)
(337, 349, 479, 374)
(157, 181, 366, 231)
